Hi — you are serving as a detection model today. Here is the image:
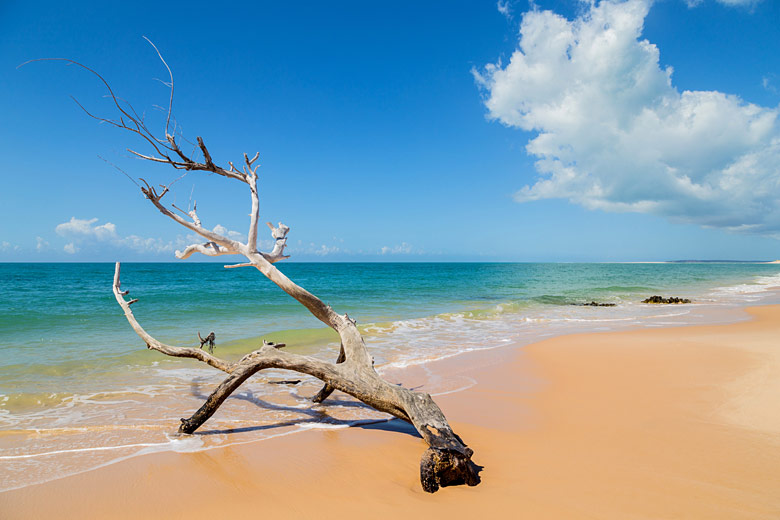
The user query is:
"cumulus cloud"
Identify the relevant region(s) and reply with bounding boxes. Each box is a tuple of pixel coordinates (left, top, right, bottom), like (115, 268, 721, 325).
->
(55, 217, 181, 254)
(475, 0, 780, 236)
(56, 217, 117, 241)
(212, 224, 245, 242)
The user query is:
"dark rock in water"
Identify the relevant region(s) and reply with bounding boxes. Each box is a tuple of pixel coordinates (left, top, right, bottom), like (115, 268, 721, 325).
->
(573, 301, 617, 307)
(642, 295, 691, 304)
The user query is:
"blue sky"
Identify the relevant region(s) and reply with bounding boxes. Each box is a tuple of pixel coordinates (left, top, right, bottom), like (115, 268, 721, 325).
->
(2, 0, 779, 262)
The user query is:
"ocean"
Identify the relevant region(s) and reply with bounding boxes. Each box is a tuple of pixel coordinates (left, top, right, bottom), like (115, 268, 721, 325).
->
(2, 261, 780, 491)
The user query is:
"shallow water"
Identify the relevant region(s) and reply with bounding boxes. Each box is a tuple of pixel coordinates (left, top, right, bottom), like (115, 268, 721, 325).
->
(1, 262, 780, 491)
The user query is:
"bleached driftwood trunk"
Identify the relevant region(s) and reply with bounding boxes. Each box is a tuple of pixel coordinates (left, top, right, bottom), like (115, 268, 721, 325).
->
(40, 45, 480, 492)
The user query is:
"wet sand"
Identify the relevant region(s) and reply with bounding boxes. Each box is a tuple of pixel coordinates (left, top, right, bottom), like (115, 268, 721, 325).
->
(2, 305, 779, 519)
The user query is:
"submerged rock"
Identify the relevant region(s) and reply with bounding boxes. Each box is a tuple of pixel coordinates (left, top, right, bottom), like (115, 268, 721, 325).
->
(642, 295, 691, 304)
(573, 301, 617, 307)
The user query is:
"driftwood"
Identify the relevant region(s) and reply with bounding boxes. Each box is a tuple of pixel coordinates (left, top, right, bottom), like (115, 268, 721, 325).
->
(197, 331, 216, 353)
(46, 44, 479, 492)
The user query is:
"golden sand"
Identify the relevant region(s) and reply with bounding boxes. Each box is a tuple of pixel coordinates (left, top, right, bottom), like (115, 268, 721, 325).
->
(2, 306, 779, 519)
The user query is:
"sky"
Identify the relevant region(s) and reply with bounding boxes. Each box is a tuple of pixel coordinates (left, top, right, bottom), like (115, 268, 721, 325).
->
(2, 0, 779, 262)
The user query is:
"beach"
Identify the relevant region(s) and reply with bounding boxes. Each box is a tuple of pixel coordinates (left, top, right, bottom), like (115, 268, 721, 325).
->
(2, 302, 779, 518)
(4, 0, 779, 514)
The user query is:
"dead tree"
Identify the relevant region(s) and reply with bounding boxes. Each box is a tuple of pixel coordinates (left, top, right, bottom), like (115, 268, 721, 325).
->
(35, 44, 480, 492)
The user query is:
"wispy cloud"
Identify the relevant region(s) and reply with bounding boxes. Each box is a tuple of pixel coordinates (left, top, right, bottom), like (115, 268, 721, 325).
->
(380, 242, 413, 255)
(313, 244, 341, 256)
(714, 0, 763, 7)
(286, 239, 421, 257)
(1, 240, 21, 253)
(35, 236, 49, 252)
(762, 75, 778, 95)
(296, 241, 342, 256)
(686, 0, 763, 7)
(475, 0, 780, 237)
(497, 1, 512, 19)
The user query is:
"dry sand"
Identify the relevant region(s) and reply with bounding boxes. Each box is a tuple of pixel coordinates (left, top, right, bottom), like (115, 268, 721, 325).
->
(2, 306, 780, 519)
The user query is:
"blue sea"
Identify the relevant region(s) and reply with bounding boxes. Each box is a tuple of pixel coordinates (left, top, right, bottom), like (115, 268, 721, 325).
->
(1, 261, 780, 491)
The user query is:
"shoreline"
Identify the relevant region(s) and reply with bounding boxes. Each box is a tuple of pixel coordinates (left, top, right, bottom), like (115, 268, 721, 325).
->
(0, 296, 766, 493)
(2, 305, 780, 518)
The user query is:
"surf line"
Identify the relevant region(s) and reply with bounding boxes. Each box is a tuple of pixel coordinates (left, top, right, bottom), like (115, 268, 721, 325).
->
(0, 441, 179, 460)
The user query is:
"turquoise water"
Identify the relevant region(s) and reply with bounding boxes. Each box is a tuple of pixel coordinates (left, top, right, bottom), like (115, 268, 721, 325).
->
(4, 261, 780, 367)
(1, 261, 780, 491)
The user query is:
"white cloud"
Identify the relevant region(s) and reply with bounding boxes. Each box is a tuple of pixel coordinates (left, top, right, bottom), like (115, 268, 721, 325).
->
(1, 241, 21, 252)
(380, 242, 413, 255)
(212, 224, 245, 242)
(36, 236, 49, 252)
(497, 1, 512, 18)
(56, 217, 116, 241)
(55, 217, 181, 254)
(686, 0, 762, 7)
(762, 76, 778, 95)
(51, 217, 266, 257)
(715, 0, 762, 7)
(475, 0, 780, 236)
(313, 244, 341, 256)
(286, 241, 342, 256)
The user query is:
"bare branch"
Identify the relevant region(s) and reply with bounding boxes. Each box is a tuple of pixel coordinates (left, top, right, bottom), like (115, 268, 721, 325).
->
(136, 178, 244, 255)
(224, 262, 254, 269)
(142, 36, 174, 138)
(172, 201, 201, 227)
(112, 263, 234, 373)
(247, 174, 260, 252)
(97, 155, 140, 187)
(127, 149, 177, 164)
(21, 59, 174, 158)
(264, 221, 290, 262)
(197, 136, 215, 169)
(176, 241, 237, 259)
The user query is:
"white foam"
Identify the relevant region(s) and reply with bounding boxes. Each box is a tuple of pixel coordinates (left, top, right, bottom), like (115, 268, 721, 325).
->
(296, 422, 350, 430)
(712, 273, 780, 295)
(0, 441, 175, 460)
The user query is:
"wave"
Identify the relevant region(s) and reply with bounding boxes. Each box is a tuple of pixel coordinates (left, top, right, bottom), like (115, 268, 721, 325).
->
(711, 272, 780, 295)
(588, 285, 657, 293)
